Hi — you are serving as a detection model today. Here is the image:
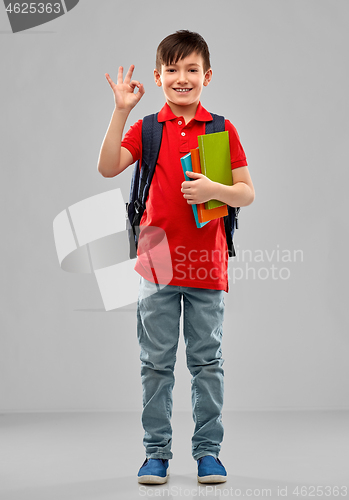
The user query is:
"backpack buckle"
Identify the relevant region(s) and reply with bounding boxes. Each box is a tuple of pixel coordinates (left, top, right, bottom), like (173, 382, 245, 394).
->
(134, 199, 142, 214)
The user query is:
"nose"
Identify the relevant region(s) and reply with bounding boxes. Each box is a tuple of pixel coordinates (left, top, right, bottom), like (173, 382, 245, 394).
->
(176, 71, 188, 84)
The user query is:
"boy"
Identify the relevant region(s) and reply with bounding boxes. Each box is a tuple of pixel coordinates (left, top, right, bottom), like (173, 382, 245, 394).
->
(98, 30, 255, 484)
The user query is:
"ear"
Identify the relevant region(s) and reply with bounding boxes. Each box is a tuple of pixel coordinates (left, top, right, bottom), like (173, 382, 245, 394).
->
(203, 68, 212, 87)
(154, 69, 162, 87)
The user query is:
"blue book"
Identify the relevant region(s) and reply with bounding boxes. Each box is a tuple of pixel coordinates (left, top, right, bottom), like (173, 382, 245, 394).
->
(180, 153, 209, 229)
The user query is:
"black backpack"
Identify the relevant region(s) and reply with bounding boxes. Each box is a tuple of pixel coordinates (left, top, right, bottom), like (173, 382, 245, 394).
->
(126, 112, 240, 260)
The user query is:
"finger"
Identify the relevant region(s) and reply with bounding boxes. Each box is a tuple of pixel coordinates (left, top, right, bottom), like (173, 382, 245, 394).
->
(129, 80, 141, 90)
(105, 73, 115, 89)
(134, 83, 145, 102)
(117, 66, 124, 85)
(124, 64, 135, 85)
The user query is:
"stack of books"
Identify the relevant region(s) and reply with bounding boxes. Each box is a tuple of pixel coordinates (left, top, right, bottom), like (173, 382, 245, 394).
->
(180, 131, 233, 228)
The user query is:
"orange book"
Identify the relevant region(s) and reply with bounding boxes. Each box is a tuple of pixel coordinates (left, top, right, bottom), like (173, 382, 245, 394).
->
(190, 148, 228, 223)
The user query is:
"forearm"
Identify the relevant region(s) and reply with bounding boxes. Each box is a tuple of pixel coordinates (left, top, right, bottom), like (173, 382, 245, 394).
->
(97, 108, 130, 177)
(213, 181, 255, 207)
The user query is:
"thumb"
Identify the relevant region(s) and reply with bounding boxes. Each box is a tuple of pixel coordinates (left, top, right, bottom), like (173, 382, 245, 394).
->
(135, 83, 145, 102)
(186, 171, 203, 179)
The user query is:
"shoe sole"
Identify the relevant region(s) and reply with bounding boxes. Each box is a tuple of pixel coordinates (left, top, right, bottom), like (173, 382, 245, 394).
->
(197, 474, 227, 484)
(138, 470, 169, 484)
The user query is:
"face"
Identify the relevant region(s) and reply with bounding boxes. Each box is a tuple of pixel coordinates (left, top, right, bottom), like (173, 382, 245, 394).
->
(154, 52, 212, 110)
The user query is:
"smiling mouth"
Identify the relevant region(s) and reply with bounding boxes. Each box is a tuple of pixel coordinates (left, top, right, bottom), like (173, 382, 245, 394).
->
(173, 88, 192, 93)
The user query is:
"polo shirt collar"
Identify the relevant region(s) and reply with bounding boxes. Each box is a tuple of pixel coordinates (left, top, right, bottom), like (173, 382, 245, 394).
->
(157, 102, 213, 123)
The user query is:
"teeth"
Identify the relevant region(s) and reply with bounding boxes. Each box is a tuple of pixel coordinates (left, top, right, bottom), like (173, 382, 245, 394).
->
(174, 88, 191, 92)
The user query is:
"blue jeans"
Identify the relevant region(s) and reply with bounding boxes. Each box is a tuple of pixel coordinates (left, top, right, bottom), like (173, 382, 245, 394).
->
(137, 277, 225, 461)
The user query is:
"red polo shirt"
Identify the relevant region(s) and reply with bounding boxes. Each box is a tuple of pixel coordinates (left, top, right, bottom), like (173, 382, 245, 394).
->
(121, 102, 247, 292)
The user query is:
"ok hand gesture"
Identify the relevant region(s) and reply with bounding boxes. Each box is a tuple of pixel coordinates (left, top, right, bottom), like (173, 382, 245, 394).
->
(105, 65, 145, 112)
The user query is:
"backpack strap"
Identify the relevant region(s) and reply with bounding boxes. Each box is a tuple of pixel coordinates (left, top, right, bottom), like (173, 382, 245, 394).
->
(205, 113, 225, 135)
(138, 113, 163, 208)
(127, 113, 163, 258)
(206, 113, 238, 258)
(133, 113, 163, 226)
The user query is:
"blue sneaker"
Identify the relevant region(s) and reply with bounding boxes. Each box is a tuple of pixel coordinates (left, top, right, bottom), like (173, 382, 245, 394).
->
(197, 455, 227, 483)
(137, 458, 169, 484)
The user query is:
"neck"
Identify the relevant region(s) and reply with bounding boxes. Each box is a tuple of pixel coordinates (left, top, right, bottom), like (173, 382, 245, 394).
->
(166, 100, 200, 124)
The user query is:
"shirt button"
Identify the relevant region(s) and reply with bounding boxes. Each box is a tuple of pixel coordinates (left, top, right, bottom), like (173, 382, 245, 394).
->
(181, 132, 186, 136)
(178, 120, 182, 125)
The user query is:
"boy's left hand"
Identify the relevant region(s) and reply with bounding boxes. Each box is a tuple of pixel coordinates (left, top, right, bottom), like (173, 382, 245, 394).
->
(181, 171, 215, 205)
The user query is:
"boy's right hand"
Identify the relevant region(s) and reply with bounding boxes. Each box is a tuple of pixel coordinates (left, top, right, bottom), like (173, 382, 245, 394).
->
(105, 65, 145, 113)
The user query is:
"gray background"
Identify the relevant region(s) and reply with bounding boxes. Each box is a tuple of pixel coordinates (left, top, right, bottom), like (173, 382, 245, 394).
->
(1, 0, 348, 413)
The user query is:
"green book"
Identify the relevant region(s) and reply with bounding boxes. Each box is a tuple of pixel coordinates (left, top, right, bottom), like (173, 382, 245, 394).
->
(198, 130, 233, 209)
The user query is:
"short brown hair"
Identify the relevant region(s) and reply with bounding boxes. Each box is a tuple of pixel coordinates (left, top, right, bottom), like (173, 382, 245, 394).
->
(156, 30, 211, 73)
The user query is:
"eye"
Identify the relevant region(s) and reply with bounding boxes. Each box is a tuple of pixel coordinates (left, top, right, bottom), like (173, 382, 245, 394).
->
(189, 69, 198, 72)
(166, 69, 176, 73)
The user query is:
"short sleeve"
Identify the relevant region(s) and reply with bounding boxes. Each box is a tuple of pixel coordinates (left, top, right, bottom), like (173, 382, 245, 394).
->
(121, 119, 143, 163)
(224, 119, 248, 170)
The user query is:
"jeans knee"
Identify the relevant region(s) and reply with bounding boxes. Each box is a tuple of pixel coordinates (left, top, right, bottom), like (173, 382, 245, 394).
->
(140, 345, 177, 372)
(186, 355, 224, 376)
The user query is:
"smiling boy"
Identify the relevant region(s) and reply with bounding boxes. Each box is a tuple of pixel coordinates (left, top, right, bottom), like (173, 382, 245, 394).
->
(98, 30, 254, 484)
